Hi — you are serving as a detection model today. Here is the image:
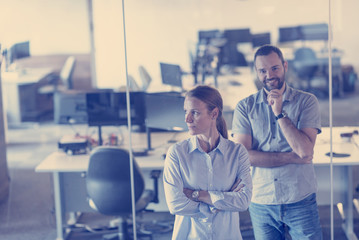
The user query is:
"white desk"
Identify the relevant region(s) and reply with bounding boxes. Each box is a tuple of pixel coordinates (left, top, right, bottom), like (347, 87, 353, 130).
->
(35, 127, 359, 240)
(313, 126, 359, 240)
(36, 148, 168, 240)
(35, 130, 189, 240)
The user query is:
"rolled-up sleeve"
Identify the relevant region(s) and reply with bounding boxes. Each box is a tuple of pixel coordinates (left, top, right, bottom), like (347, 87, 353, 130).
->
(232, 97, 253, 135)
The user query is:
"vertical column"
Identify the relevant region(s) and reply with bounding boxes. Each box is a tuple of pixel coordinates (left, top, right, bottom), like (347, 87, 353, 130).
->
(0, 53, 10, 203)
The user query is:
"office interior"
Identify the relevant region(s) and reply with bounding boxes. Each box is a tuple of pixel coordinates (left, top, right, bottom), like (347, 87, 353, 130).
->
(1, 0, 359, 239)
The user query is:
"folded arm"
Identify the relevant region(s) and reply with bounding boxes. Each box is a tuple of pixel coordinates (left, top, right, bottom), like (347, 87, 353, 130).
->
(183, 147, 252, 212)
(267, 88, 318, 160)
(232, 133, 314, 167)
(277, 117, 317, 159)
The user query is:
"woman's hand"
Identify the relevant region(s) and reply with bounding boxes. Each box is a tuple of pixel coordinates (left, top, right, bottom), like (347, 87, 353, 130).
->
(230, 178, 245, 192)
(183, 188, 194, 200)
(183, 188, 212, 204)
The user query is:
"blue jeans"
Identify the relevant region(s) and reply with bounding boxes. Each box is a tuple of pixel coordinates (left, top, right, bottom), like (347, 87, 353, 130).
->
(249, 193, 323, 240)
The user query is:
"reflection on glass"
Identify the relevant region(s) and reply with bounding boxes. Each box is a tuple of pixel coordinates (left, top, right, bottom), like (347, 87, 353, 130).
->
(118, 1, 359, 239)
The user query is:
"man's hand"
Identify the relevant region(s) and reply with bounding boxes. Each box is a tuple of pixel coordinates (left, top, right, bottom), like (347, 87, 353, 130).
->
(291, 152, 313, 164)
(267, 89, 283, 116)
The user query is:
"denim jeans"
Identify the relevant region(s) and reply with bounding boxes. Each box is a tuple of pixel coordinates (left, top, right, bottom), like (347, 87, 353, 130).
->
(249, 193, 323, 240)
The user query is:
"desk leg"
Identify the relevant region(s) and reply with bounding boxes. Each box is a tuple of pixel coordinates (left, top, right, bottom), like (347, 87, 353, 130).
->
(341, 166, 358, 240)
(53, 172, 65, 240)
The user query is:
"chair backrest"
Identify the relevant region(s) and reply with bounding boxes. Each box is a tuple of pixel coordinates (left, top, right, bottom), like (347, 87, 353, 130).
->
(138, 65, 152, 91)
(60, 56, 76, 89)
(294, 47, 317, 62)
(86, 147, 145, 216)
(293, 47, 318, 78)
(128, 75, 141, 91)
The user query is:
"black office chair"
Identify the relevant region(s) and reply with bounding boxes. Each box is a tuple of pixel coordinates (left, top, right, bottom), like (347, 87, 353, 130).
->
(86, 146, 159, 240)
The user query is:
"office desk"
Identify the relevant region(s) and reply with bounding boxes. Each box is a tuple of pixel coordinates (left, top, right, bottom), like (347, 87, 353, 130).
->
(36, 130, 189, 240)
(36, 147, 168, 240)
(314, 126, 359, 240)
(1, 67, 54, 124)
(36, 127, 359, 240)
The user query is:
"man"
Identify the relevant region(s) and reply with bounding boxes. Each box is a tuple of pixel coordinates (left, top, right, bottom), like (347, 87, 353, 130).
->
(232, 45, 323, 240)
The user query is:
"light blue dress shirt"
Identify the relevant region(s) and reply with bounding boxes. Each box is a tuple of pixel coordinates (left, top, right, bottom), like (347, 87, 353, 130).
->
(163, 135, 252, 240)
(232, 86, 321, 204)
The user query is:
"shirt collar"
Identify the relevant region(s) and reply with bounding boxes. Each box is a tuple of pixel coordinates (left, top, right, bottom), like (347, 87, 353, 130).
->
(188, 135, 226, 154)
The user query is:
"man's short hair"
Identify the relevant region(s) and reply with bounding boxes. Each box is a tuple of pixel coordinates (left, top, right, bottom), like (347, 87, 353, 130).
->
(254, 45, 285, 65)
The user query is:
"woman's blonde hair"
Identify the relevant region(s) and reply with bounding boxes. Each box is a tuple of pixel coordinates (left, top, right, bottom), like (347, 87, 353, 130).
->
(186, 85, 228, 139)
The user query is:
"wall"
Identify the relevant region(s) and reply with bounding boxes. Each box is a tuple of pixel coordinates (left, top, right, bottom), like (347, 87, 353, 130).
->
(0, 0, 90, 55)
(92, 0, 333, 88)
(1, 0, 358, 89)
(85, 0, 359, 89)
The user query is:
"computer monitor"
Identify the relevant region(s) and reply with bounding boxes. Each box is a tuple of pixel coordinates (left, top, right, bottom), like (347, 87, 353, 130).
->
(251, 33, 271, 48)
(198, 29, 220, 44)
(145, 92, 188, 149)
(9, 41, 30, 64)
(278, 26, 302, 43)
(86, 91, 146, 127)
(223, 28, 252, 43)
(160, 62, 183, 89)
(299, 23, 328, 41)
(54, 91, 88, 124)
(145, 92, 187, 131)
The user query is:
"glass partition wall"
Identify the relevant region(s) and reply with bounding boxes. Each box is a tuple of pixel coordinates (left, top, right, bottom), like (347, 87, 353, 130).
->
(108, 0, 358, 239)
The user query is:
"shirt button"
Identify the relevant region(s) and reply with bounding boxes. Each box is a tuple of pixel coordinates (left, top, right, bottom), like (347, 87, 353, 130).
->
(273, 122, 276, 125)
(274, 178, 278, 181)
(273, 137, 276, 139)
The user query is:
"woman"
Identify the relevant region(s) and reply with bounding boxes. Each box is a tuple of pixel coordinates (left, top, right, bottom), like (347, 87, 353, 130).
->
(163, 85, 252, 239)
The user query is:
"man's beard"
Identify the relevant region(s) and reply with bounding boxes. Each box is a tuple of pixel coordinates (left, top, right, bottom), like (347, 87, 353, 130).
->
(263, 74, 285, 91)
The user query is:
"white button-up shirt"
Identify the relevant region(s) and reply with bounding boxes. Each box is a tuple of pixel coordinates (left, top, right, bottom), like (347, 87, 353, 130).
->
(163, 135, 252, 240)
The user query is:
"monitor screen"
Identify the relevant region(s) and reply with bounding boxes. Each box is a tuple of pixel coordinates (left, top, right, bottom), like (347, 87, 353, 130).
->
(279, 26, 302, 42)
(251, 32, 271, 48)
(223, 28, 252, 43)
(160, 63, 183, 88)
(9, 41, 30, 63)
(198, 29, 220, 43)
(145, 92, 188, 131)
(86, 91, 145, 127)
(299, 23, 328, 41)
